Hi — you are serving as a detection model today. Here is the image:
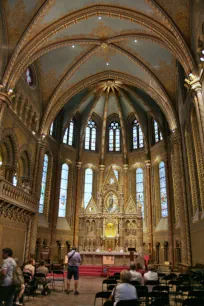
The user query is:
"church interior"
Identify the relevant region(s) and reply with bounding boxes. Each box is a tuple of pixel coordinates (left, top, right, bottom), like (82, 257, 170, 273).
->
(0, 0, 204, 304)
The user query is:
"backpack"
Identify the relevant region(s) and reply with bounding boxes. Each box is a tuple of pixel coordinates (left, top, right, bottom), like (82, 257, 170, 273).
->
(12, 266, 24, 286)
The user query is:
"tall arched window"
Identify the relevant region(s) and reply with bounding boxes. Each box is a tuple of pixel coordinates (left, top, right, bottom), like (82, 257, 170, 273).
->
(153, 120, 163, 143)
(136, 168, 144, 218)
(84, 168, 93, 208)
(39, 154, 49, 213)
(114, 169, 118, 180)
(159, 161, 168, 217)
(49, 122, 54, 136)
(58, 164, 69, 217)
(132, 119, 144, 149)
(63, 120, 74, 146)
(12, 173, 18, 186)
(84, 120, 96, 151)
(109, 121, 121, 152)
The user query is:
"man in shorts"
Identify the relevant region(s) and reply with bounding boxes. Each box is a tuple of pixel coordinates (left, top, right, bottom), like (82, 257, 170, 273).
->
(66, 247, 81, 295)
(0, 248, 16, 306)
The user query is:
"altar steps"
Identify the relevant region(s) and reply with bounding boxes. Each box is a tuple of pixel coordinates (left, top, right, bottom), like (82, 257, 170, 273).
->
(79, 265, 128, 277)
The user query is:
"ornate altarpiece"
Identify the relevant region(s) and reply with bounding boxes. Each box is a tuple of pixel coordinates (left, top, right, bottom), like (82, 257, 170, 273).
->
(78, 167, 143, 252)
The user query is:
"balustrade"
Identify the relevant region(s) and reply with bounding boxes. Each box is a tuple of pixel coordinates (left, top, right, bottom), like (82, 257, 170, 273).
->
(0, 178, 37, 212)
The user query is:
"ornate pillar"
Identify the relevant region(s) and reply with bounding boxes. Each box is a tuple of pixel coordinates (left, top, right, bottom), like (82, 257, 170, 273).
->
(73, 161, 82, 247)
(165, 158, 174, 265)
(0, 93, 12, 141)
(185, 130, 200, 215)
(99, 164, 105, 189)
(123, 164, 128, 206)
(24, 218, 32, 261)
(190, 112, 204, 214)
(191, 82, 204, 157)
(170, 130, 191, 265)
(29, 140, 46, 258)
(29, 214, 38, 257)
(145, 160, 153, 256)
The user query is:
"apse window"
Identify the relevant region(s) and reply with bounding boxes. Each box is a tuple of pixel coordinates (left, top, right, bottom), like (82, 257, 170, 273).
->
(159, 161, 168, 217)
(25, 66, 36, 88)
(84, 168, 93, 208)
(63, 120, 74, 146)
(153, 120, 163, 143)
(39, 154, 49, 213)
(12, 173, 18, 187)
(84, 119, 96, 151)
(132, 119, 144, 149)
(114, 169, 119, 180)
(136, 168, 144, 218)
(49, 122, 54, 136)
(108, 121, 121, 152)
(58, 164, 69, 217)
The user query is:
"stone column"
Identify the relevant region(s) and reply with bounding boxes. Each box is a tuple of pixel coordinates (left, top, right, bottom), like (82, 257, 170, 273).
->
(29, 214, 38, 257)
(99, 164, 105, 189)
(123, 164, 128, 206)
(170, 130, 191, 265)
(29, 140, 46, 258)
(185, 130, 200, 215)
(145, 160, 153, 256)
(73, 161, 82, 247)
(191, 82, 204, 157)
(0, 93, 11, 141)
(165, 158, 174, 265)
(24, 218, 32, 261)
(98, 165, 105, 211)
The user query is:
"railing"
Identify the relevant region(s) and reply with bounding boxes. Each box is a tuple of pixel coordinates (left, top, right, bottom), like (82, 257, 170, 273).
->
(0, 178, 37, 212)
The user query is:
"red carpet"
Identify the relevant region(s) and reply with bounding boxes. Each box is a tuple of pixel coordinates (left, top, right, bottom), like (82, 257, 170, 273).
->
(79, 265, 128, 276)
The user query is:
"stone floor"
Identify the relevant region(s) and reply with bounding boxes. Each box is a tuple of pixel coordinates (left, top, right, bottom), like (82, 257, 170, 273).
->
(26, 276, 103, 306)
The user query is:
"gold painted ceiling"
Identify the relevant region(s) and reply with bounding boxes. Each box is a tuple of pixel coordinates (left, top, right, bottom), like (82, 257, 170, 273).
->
(0, 0, 195, 134)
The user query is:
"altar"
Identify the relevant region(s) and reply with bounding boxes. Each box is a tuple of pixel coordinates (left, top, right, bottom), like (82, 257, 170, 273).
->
(78, 167, 143, 254)
(80, 251, 142, 266)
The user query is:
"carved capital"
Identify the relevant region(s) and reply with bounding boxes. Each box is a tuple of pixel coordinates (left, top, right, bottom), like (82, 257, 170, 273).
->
(0, 92, 13, 106)
(191, 81, 202, 95)
(123, 164, 128, 172)
(76, 161, 82, 169)
(145, 160, 151, 168)
(99, 164, 105, 171)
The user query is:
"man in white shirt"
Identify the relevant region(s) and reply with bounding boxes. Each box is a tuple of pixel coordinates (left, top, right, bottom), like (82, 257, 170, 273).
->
(144, 265, 158, 292)
(66, 247, 81, 295)
(0, 248, 17, 306)
(129, 263, 143, 284)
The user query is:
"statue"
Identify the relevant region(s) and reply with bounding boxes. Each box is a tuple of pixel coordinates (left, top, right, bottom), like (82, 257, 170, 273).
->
(43, 239, 48, 248)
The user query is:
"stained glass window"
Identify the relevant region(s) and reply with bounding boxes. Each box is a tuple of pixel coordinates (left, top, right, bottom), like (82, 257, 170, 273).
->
(84, 168, 93, 208)
(153, 120, 163, 143)
(159, 161, 168, 217)
(63, 120, 74, 146)
(136, 168, 144, 218)
(49, 122, 54, 136)
(12, 173, 18, 186)
(84, 120, 96, 151)
(25, 67, 35, 87)
(39, 154, 48, 213)
(132, 119, 144, 149)
(108, 121, 121, 152)
(114, 169, 118, 180)
(58, 164, 69, 217)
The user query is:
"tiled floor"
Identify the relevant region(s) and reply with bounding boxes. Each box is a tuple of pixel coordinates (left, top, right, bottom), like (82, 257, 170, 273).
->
(26, 276, 103, 306)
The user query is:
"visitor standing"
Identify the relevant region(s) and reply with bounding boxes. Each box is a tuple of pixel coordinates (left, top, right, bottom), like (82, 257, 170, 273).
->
(66, 247, 81, 295)
(0, 248, 16, 306)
